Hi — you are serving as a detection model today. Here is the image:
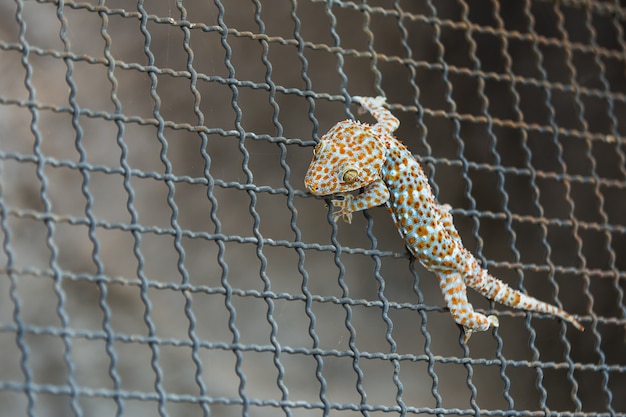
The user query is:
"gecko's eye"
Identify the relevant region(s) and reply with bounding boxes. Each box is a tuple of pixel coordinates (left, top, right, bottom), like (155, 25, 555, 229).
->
(342, 168, 359, 183)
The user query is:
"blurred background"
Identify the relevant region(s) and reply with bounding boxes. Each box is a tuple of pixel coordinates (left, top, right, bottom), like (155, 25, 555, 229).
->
(0, 0, 625, 416)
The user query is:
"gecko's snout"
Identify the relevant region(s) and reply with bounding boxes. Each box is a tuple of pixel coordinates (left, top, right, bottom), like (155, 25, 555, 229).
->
(304, 178, 320, 195)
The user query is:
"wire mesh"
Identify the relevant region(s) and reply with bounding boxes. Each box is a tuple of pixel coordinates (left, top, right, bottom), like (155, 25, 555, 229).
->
(0, 0, 625, 416)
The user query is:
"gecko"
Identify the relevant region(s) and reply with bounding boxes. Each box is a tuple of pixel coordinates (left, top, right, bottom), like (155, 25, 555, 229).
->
(304, 96, 583, 342)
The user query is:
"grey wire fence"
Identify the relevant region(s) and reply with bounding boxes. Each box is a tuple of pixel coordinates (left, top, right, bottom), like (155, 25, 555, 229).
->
(1, 0, 625, 416)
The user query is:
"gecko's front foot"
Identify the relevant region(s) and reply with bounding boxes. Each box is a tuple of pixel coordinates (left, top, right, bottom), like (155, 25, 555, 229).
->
(330, 194, 355, 223)
(353, 96, 386, 114)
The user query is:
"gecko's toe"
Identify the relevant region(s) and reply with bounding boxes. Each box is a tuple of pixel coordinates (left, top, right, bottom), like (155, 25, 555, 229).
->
(487, 315, 499, 328)
(463, 328, 474, 344)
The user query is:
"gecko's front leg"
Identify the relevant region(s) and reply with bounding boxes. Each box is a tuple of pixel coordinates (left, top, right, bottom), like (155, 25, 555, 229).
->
(353, 96, 400, 135)
(331, 178, 390, 223)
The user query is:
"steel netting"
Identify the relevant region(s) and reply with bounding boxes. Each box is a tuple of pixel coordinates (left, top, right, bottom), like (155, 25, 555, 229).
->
(0, 1, 625, 416)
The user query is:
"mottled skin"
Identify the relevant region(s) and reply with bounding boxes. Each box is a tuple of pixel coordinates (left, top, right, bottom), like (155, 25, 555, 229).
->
(305, 96, 583, 342)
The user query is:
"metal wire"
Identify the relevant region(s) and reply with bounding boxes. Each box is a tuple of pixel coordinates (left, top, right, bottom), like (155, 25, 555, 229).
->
(0, 1, 625, 416)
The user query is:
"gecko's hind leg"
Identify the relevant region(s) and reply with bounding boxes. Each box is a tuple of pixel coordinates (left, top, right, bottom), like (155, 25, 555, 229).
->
(438, 272, 499, 343)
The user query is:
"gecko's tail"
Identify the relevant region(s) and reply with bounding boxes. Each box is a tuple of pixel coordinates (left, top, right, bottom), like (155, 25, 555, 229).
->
(467, 269, 584, 331)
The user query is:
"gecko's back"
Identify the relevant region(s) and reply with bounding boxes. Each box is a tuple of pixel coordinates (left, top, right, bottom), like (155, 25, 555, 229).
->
(380, 136, 474, 273)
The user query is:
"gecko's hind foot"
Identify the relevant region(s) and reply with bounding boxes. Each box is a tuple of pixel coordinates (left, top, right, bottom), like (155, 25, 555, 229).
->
(463, 315, 499, 343)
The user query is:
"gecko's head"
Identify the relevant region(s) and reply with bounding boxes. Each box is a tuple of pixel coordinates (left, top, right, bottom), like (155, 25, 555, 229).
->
(305, 121, 386, 196)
